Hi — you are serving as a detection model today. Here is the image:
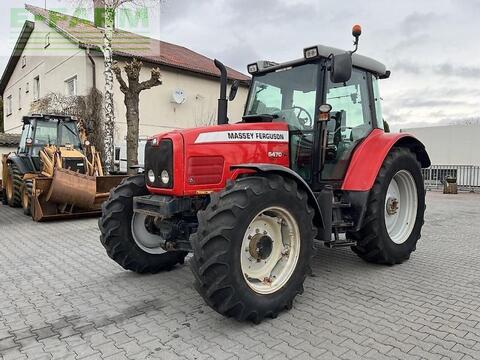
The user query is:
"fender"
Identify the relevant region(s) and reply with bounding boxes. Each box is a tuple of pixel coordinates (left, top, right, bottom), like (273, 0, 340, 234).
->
(231, 163, 325, 231)
(6, 153, 32, 175)
(342, 129, 431, 191)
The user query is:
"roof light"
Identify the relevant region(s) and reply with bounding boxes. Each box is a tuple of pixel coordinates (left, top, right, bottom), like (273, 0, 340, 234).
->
(352, 24, 362, 38)
(247, 63, 258, 74)
(304, 46, 319, 59)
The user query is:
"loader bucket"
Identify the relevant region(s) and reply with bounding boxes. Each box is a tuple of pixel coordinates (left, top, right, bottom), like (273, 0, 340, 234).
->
(31, 169, 126, 222)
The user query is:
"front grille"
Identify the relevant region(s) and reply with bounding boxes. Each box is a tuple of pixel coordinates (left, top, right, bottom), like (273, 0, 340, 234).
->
(145, 139, 173, 188)
(63, 158, 86, 174)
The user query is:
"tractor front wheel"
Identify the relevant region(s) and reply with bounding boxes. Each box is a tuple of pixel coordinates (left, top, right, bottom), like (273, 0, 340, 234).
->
(5, 163, 22, 208)
(349, 147, 425, 265)
(190, 175, 316, 323)
(99, 175, 188, 273)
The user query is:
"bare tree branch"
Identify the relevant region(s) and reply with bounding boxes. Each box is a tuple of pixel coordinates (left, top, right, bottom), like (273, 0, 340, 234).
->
(112, 62, 129, 93)
(139, 68, 162, 90)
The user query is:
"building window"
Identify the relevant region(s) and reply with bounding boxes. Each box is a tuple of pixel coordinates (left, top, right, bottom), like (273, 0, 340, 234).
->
(6, 95, 12, 116)
(45, 33, 51, 48)
(26, 82, 30, 93)
(18, 88, 22, 109)
(21, 56, 26, 68)
(65, 75, 77, 96)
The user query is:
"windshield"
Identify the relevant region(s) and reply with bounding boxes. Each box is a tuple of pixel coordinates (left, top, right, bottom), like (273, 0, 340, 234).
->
(61, 121, 82, 148)
(33, 119, 82, 152)
(245, 63, 319, 130)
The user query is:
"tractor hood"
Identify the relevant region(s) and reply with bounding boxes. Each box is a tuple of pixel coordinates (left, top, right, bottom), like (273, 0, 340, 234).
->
(146, 122, 291, 196)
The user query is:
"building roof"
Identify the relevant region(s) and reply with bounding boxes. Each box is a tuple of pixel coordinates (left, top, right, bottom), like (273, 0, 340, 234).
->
(26, 5, 249, 82)
(0, 21, 35, 96)
(0, 5, 250, 96)
(0, 133, 21, 147)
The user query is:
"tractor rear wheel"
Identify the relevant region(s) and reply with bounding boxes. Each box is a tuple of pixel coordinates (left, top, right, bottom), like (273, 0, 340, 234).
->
(190, 175, 316, 323)
(21, 180, 33, 216)
(99, 175, 188, 274)
(349, 147, 425, 265)
(5, 163, 22, 208)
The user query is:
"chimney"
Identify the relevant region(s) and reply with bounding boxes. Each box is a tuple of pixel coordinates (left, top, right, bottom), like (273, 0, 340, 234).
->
(93, 0, 111, 28)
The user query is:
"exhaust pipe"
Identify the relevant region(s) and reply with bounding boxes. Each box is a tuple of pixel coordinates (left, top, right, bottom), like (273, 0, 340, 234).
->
(214, 59, 228, 125)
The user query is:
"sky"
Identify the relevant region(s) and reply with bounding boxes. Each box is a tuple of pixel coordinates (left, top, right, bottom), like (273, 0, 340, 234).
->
(1, 0, 479, 131)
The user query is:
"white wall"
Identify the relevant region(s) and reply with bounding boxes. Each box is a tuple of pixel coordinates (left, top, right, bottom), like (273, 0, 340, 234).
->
(3, 21, 90, 134)
(90, 57, 249, 145)
(401, 125, 480, 166)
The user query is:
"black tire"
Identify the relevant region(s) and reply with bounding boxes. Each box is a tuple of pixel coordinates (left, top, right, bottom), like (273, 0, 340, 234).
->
(190, 174, 317, 323)
(6, 163, 22, 208)
(349, 147, 425, 265)
(98, 175, 188, 274)
(1, 189, 7, 205)
(21, 180, 33, 216)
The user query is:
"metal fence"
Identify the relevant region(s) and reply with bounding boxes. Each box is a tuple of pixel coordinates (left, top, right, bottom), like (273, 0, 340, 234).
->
(422, 165, 480, 192)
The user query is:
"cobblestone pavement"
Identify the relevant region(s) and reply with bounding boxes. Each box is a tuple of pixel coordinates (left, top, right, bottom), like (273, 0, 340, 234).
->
(1, 191, 480, 359)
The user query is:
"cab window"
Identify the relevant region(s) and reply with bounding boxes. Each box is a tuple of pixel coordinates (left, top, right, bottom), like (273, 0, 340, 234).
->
(18, 124, 32, 153)
(372, 76, 384, 130)
(322, 68, 373, 180)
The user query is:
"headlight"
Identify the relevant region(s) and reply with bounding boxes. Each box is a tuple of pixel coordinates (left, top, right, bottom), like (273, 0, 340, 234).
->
(147, 170, 155, 183)
(161, 170, 170, 184)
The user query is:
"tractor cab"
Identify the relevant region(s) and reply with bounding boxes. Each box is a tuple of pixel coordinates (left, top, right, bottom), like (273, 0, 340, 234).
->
(17, 115, 84, 172)
(243, 31, 389, 189)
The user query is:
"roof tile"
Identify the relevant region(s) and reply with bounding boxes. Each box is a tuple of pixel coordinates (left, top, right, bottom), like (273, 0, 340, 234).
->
(0, 133, 21, 147)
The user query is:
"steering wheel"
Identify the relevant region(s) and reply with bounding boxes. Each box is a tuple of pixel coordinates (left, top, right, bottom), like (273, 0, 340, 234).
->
(292, 106, 313, 128)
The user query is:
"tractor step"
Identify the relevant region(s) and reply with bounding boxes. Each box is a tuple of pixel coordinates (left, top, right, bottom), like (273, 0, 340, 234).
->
(324, 240, 357, 248)
(332, 202, 351, 209)
(332, 220, 354, 228)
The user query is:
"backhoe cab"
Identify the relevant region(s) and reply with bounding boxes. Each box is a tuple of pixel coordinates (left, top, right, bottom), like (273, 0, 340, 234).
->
(99, 26, 430, 323)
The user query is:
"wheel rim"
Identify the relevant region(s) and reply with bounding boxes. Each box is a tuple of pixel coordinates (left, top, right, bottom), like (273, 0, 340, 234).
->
(384, 170, 418, 245)
(131, 213, 167, 254)
(241, 206, 301, 295)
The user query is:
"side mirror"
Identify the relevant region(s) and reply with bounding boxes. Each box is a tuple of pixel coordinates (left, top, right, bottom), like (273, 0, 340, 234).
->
(229, 80, 240, 101)
(330, 52, 352, 83)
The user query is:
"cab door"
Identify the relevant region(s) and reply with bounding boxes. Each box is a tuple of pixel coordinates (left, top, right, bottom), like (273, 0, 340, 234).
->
(321, 68, 374, 180)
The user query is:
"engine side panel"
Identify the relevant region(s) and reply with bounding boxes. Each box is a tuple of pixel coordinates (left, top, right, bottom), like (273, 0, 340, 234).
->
(341, 129, 430, 191)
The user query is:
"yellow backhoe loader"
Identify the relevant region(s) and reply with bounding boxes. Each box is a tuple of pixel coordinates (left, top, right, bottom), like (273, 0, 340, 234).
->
(1, 114, 125, 221)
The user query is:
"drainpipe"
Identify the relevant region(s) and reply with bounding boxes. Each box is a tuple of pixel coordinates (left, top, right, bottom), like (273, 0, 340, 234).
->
(86, 47, 96, 90)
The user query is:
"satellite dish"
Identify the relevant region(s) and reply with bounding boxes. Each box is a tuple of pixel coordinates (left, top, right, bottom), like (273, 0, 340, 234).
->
(171, 89, 186, 104)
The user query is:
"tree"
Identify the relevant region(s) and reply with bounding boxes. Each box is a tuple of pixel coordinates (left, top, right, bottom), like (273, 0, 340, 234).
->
(113, 59, 162, 174)
(71, 0, 163, 172)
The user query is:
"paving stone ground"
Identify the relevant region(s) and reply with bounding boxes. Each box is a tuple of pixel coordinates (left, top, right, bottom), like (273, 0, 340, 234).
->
(1, 191, 480, 359)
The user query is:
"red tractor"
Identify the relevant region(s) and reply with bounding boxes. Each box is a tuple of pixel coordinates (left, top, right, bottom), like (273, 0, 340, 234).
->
(99, 27, 429, 323)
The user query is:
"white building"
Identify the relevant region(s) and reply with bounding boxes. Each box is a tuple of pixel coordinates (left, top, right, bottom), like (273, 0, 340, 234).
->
(401, 124, 480, 188)
(0, 4, 250, 170)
